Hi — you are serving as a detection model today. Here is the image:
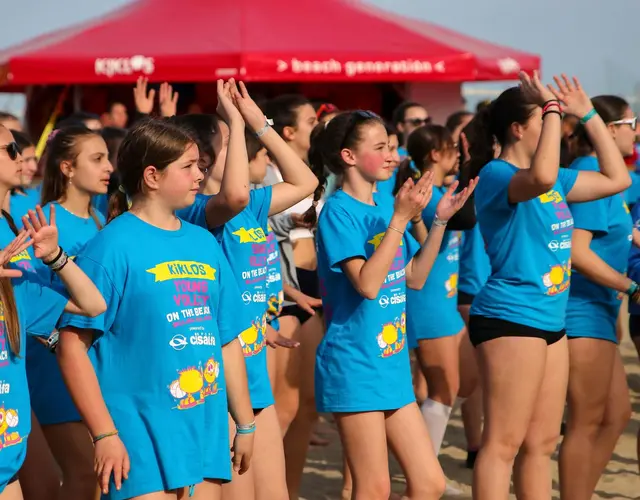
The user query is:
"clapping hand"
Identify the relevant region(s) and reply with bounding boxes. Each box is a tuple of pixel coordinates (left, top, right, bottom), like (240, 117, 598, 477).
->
(393, 172, 434, 223)
(0, 230, 33, 278)
(547, 74, 592, 119)
(435, 178, 478, 222)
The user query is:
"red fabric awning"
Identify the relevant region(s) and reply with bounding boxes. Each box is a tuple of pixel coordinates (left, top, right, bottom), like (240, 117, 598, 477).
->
(0, 0, 540, 85)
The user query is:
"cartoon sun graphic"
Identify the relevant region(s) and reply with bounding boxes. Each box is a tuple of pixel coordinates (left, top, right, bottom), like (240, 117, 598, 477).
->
(203, 358, 220, 397)
(377, 323, 399, 357)
(174, 367, 204, 409)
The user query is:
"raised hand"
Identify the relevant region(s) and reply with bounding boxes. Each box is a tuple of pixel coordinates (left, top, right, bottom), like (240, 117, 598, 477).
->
(435, 177, 478, 222)
(133, 77, 155, 115)
(216, 79, 244, 126)
(394, 172, 434, 223)
(519, 70, 555, 107)
(547, 74, 592, 118)
(22, 205, 59, 262)
(158, 82, 179, 117)
(0, 230, 33, 278)
(231, 81, 268, 133)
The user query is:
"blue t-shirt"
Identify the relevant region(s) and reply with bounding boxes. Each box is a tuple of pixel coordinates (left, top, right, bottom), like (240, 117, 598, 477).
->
(58, 213, 244, 495)
(625, 170, 640, 207)
(265, 223, 283, 327)
(179, 188, 274, 409)
(92, 194, 109, 220)
(27, 202, 105, 425)
(406, 186, 464, 341)
(9, 188, 40, 222)
(628, 204, 640, 315)
(0, 220, 38, 276)
(459, 223, 491, 297)
(566, 156, 633, 338)
(471, 160, 578, 331)
(315, 189, 420, 412)
(0, 275, 68, 493)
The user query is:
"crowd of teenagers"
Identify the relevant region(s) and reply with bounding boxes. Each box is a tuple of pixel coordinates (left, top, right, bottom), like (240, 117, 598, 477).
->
(0, 69, 638, 500)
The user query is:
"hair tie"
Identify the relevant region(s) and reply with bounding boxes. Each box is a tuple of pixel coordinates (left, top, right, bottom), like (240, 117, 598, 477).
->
(47, 129, 61, 144)
(118, 185, 126, 194)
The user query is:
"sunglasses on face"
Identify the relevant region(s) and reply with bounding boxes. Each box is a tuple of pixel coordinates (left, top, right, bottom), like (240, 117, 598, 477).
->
(611, 117, 637, 131)
(404, 117, 431, 127)
(0, 142, 20, 161)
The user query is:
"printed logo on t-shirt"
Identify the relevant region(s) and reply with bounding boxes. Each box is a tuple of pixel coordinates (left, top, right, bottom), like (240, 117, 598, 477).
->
(542, 260, 571, 296)
(0, 407, 22, 450)
(10, 250, 34, 273)
(376, 312, 406, 358)
(368, 232, 404, 251)
(623, 199, 630, 214)
(146, 261, 216, 282)
(239, 314, 267, 357)
(539, 189, 574, 235)
(445, 273, 458, 298)
(168, 355, 221, 410)
(233, 227, 267, 244)
(267, 291, 284, 317)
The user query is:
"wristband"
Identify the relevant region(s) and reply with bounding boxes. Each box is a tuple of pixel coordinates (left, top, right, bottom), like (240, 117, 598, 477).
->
(388, 225, 404, 235)
(627, 281, 639, 297)
(580, 108, 597, 124)
(433, 214, 448, 227)
(48, 249, 69, 272)
(93, 430, 118, 443)
(542, 110, 562, 120)
(542, 101, 561, 114)
(236, 421, 256, 435)
(42, 246, 62, 266)
(255, 118, 274, 138)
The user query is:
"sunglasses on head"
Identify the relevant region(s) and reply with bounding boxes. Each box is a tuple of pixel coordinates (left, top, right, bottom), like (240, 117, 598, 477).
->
(405, 117, 431, 127)
(611, 117, 637, 131)
(0, 142, 20, 161)
(340, 110, 381, 149)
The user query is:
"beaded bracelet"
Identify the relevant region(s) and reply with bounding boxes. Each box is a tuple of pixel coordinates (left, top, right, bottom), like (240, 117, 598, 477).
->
(93, 430, 119, 443)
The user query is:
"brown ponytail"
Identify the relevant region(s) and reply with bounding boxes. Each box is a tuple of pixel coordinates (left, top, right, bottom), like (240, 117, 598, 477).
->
(107, 189, 129, 223)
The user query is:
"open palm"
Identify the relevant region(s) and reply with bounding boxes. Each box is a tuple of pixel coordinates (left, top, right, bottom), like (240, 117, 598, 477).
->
(231, 81, 268, 132)
(22, 205, 59, 261)
(435, 178, 478, 222)
(0, 230, 33, 278)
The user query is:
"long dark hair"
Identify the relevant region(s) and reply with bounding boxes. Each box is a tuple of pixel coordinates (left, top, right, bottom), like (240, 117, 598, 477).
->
(393, 125, 454, 195)
(108, 119, 195, 222)
(468, 87, 537, 179)
(41, 125, 104, 229)
(303, 111, 384, 224)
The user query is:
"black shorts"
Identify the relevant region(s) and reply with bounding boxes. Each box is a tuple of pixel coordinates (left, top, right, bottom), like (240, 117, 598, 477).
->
(457, 291, 475, 306)
(280, 267, 322, 325)
(629, 315, 640, 338)
(469, 315, 565, 347)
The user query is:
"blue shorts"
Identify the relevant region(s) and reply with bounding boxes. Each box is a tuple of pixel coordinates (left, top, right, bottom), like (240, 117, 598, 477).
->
(565, 300, 618, 344)
(406, 295, 464, 348)
(26, 338, 81, 425)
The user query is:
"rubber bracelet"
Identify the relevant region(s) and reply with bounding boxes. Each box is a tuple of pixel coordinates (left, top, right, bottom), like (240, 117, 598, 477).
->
(542, 102, 562, 114)
(542, 99, 560, 107)
(93, 430, 118, 443)
(236, 421, 256, 435)
(255, 118, 274, 138)
(42, 246, 62, 266)
(49, 250, 69, 272)
(627, 281, 639, 297)
(580, 108, 597, 124)
(433, 214, 448, 227)
(543, 110, 562, 120)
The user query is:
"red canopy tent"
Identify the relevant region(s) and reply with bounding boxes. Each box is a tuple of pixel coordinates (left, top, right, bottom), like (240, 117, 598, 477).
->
(0, 0, 540, 86)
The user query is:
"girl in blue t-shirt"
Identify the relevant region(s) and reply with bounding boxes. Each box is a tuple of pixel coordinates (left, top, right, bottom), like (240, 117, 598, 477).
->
(56, 119, 255, 500)
(0, 122, 108, 500)
(392, 124, 479, 466)
(22, 125, 113, 500)
(468, 72, 632, 499)
(175, 82, 318, 500)
(313, 111, 474, 499)
(8, 131, 40, 222)
(560, 95, 637, 499)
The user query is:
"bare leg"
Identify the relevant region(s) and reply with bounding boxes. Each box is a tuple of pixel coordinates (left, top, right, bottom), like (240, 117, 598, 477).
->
(18, 412, 60, 500)
(472, 336, 548, 500)
(272, 316, 302, 434)
(514, 336, 568, 499)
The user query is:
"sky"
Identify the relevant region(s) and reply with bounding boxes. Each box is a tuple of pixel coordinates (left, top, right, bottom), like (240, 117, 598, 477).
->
(1, 0, 638, 114)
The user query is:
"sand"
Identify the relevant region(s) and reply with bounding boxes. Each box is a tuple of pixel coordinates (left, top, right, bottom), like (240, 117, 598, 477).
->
(298, 335, 640, 499)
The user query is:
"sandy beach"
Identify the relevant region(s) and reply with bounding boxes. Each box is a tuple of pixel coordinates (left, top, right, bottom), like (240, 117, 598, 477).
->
(299, 335, 640, 499)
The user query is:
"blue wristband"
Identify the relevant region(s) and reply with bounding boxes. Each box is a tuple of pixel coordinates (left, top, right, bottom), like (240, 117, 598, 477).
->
(236, 421, 256, 435)
(627, 281, 639, 297)
(580, 108, 597, 124)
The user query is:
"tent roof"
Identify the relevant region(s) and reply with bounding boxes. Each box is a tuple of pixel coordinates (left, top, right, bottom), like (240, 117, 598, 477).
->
(0, 0, 540, 85)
